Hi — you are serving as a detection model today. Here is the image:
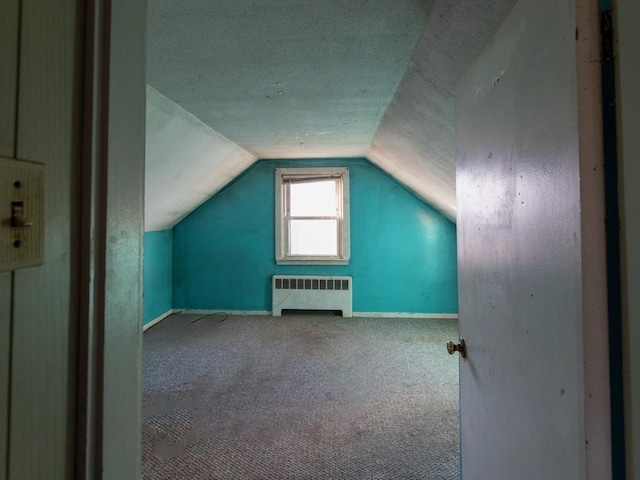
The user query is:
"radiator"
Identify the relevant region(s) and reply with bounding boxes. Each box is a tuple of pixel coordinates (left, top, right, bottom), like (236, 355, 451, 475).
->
(272, 275, 352, 317)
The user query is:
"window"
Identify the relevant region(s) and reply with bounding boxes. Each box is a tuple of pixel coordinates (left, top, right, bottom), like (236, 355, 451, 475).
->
(275, 167, 350, 265)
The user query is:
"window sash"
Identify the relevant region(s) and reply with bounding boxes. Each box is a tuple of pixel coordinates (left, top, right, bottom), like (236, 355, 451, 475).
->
(275, 167, 350, 265)
(286, 218, 340, 256)
(287, 179, 339, 217)
(284, 178, 342, 257)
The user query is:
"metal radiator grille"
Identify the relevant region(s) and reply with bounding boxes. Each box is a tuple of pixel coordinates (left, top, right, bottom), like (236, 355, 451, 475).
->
(274, 278, 350, 291)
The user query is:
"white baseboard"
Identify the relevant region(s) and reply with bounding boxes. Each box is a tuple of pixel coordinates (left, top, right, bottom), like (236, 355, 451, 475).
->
(166, 310, 458, 320)
(352, 312, 459, 319)
(143, 309, 178, 331)
(176, 309, 271, 316)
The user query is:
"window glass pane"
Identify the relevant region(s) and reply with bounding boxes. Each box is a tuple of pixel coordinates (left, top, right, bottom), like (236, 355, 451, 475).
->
(289, 180, 337, 217)
(289, 219, 338, 255)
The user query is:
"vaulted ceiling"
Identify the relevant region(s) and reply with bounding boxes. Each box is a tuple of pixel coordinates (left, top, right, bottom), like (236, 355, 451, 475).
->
(146, 0, 516, 231)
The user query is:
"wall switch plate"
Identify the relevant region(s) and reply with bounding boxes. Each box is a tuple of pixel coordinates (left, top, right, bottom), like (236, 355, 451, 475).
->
(0, 156, 45, 271)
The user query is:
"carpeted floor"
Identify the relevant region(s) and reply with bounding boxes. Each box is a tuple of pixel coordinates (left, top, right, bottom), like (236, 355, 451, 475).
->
(142, 314, 460, 479)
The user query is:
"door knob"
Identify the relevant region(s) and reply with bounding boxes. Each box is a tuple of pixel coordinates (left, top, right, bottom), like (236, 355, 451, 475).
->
(447, 339, 467, 358)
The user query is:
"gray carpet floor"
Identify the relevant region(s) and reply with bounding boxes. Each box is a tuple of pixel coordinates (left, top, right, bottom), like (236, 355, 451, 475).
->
(142, 314, 460, 479)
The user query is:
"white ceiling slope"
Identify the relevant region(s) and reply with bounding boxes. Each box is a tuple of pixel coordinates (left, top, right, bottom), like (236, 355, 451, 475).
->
(369, 0, 516, 220)
(146, 86, 256, 230)
(146, 0, 516, 230)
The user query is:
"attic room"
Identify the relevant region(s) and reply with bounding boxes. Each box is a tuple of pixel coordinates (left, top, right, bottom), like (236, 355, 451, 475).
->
(1, 0, 638, 479)
(138, 0, 623, 478)
(140, 2, 475, 476)
(140, 0, 501, 325)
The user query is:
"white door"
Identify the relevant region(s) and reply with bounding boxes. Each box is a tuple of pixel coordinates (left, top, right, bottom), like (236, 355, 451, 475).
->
(455, 0, 606, 478)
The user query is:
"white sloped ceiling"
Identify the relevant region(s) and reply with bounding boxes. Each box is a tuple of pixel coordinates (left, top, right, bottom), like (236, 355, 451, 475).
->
(145, 86, 256, 230)
(146, 0, 516, 230)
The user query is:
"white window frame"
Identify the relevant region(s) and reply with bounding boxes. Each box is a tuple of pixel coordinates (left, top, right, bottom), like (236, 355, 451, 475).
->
(275, 167, 350, 265)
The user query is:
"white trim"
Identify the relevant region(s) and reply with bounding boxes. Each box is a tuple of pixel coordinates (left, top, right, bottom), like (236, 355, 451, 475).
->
(177, 309, 271, 316)
(276, 259, 349, 266)
(352, 312, 459, 319)
(275, 167, 350, 264)
(170, 310, 458, 319)
(143, 309, 177, 331)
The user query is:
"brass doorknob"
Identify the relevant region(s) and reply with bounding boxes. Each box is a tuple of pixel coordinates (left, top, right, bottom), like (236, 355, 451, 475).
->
(447, 339, 467, 358)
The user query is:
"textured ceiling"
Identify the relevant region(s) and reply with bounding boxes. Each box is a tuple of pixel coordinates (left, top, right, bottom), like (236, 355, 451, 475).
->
(146, 0, 516, 230)
(369, 0, 516, 219)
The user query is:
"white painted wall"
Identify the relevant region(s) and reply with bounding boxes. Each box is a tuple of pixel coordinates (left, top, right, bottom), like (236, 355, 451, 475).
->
(616, 1, 640, 478)
(456, 0, 609, 477)
(146, 87, 256, 231)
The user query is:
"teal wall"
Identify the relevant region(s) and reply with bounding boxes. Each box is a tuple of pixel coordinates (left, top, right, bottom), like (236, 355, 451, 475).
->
(172, 158, 458, 314)
(143, 229, 173, 325)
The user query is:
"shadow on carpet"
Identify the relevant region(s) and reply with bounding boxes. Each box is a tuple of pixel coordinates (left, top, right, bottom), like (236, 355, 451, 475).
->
(142, 314, 460, 479)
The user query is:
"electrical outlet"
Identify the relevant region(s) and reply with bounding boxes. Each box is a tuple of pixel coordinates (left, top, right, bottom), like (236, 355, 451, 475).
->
(0, 156, 44, 271)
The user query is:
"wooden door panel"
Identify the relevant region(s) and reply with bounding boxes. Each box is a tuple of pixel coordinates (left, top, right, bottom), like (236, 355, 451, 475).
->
(456, 0, 586, 477)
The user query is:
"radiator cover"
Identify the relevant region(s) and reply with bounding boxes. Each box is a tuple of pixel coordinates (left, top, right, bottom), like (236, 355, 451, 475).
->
(272, 275, 352, 317)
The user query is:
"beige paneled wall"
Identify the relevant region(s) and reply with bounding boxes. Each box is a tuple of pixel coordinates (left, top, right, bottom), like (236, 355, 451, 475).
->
(0, 0, 18, 156)
(1, 0, 82, 478)
(0, 0, 19, 475)
(0, 273, 9, 480)
(10, 1, 82, 477)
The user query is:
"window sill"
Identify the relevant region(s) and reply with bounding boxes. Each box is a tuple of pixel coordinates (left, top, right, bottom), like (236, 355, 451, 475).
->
(276, 258, 349, 266)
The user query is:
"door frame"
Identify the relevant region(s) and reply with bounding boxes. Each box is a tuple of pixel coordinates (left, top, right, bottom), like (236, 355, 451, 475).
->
(576, 0, 616, 477)
(76, 0, 146, 479)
